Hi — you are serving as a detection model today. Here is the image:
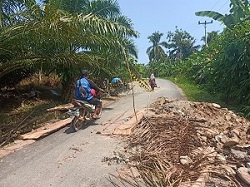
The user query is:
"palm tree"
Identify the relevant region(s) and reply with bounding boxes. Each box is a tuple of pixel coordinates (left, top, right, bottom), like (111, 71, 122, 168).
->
(42, 0, 138, 67)
(0, 0, 139, 101)
(200, 31, 220, 48)
(146, 31, 167, 62)
(195, 0, 250, 28)
(43, 0, 120, 17)
(0, 0, 39, 27)
(165, 28, 200, 60)
(0, 0, 22, 27)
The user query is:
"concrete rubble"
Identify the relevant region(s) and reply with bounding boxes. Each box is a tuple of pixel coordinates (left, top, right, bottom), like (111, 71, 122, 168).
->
(119, 97, 250, 187)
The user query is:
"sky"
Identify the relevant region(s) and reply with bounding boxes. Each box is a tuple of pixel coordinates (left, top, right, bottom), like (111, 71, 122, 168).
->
(117, 0, 230, 64)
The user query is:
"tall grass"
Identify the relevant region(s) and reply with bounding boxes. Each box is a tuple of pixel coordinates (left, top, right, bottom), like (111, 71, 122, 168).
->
(169, 77, 217, 101)
(168, 76, 247, 117)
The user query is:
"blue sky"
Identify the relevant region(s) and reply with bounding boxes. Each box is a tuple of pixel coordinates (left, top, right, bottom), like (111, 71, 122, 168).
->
(117, 0, 230, 64)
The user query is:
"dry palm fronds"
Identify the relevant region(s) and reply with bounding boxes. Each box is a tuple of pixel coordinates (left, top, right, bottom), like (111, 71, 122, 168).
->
(123, 114, 205, 186)
(111, 98, 250, 187)
(123, 113, 240, 186)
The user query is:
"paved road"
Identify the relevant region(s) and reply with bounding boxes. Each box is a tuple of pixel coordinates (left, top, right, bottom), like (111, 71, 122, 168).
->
(0, 79, 186, 187)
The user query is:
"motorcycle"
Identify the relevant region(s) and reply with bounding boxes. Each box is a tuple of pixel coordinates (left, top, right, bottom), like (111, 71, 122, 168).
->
(67, 99, 102, 132)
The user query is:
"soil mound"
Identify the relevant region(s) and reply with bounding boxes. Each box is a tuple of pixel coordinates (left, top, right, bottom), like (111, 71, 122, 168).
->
(122, 97, 250, 187)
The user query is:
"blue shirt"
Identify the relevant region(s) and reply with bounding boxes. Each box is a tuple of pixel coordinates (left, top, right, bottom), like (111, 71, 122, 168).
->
(75, 78, 93, 101)
(111, 77, 121, 84)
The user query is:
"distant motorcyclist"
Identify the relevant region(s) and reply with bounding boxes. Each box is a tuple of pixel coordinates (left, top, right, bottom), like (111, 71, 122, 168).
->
(111, 77, 123, 85)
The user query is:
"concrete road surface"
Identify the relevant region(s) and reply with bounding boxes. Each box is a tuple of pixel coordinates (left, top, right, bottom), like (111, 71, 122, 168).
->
(0, 78, 186, 187)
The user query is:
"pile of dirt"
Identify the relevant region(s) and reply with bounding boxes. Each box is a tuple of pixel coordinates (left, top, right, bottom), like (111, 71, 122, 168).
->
(121, 97, 250, 187)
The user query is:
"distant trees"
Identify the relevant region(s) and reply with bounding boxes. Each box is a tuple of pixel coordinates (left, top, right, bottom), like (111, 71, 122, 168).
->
(200, 31, 220, 48)
(147, 28, 200, 62)
(146, 28, 200, 77)
(165, 28, 200, 60)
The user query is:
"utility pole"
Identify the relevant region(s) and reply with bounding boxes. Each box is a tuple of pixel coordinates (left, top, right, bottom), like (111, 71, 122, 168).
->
(198, 20, 213, 47)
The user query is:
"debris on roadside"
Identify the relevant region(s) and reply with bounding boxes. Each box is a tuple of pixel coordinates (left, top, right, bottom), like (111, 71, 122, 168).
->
(112, 97, 250, 187)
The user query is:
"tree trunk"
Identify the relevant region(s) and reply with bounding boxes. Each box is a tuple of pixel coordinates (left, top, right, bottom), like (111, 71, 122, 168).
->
(61, 77, 75, 103)
(38, 68, 42, 84)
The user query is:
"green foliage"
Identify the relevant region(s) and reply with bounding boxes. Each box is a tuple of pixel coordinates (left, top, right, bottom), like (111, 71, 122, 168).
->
(145, 1, 250, 118)
(165, 27, 200, 60)
(169, 21, 250, 117)
(200, 31, 220, 49)
(211, 22, 250, 104)
(182, 42, 220, 86)
(0, 0, 139, 102)
(133, 63, 148, 78)
(147, 28, 200, 77)
(195, 0, 250, 28)
(146, 31, 167, 62)
(169, 76, 223, 104)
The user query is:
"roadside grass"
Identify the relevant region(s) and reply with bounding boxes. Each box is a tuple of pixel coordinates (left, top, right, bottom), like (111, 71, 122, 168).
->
(168, 76, 248, 117)
(168, 76, 225, 105)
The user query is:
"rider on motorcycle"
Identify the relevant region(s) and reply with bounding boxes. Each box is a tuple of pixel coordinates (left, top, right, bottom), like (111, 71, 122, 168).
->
(74, 70, 104, 119)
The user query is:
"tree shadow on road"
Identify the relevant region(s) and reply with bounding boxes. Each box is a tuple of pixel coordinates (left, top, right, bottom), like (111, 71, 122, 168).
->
(64, 119, 100, 134)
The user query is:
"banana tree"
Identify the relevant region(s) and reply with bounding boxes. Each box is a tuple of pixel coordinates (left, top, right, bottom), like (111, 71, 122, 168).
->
(195, 0, 250, 28)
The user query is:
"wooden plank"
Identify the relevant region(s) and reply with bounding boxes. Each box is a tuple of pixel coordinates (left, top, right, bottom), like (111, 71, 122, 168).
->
(112, 111, 144, 135)
(46, 97, 117, 112)
(21, 118, 72, 140)
(0, 140, 35, 159)
(46, 103, 74, 111)
(98, 111, 134, 135)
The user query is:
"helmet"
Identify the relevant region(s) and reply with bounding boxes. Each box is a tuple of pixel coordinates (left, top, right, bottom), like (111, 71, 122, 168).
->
(82, 70, 89, 76)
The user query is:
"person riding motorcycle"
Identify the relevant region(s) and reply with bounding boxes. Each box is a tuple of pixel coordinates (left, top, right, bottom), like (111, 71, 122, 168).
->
(74, 70, 104, 119)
